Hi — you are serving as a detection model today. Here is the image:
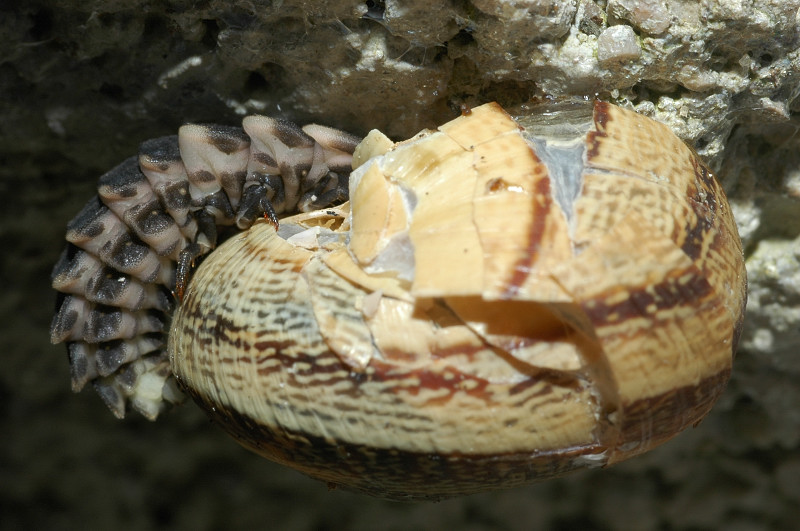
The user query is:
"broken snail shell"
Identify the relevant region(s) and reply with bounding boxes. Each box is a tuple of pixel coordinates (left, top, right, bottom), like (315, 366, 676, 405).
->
(51, 101, 747, 501)
(169, 102, 746, 500)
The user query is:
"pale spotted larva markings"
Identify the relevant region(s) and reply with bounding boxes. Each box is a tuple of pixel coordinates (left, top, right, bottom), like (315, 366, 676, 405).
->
(50, 116, 361, 419)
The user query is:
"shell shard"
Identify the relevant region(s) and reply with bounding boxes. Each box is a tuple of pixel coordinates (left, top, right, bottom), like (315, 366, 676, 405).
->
(169, 102, 746, 499)
(51, 116, 360, 420)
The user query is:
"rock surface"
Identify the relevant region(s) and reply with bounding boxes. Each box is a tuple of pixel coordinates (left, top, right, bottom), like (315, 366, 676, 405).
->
(2, 1, 799, 529)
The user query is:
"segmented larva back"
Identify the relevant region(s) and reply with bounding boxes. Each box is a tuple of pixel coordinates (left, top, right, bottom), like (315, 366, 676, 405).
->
(50, 117, 361, 419)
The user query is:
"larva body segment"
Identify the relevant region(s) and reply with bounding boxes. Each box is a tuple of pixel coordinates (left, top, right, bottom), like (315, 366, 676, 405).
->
(169, 102, 746, 500)
(50, 117, 361, 419)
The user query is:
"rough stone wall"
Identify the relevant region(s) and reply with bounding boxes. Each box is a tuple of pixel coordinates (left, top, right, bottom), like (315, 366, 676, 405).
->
(2, 1, 799, 529)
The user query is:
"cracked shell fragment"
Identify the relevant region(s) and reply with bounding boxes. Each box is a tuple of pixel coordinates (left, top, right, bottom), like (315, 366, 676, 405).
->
(169, 102, 747, 500)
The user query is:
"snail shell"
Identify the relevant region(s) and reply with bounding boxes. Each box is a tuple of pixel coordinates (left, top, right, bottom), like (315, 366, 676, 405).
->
(168, 102, 747, 500)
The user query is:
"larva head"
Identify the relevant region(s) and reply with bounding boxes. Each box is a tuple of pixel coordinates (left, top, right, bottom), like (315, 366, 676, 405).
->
(169, 101, 746, 500)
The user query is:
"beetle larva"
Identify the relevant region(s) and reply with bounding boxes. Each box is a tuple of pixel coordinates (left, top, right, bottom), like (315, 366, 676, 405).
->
(52, 101, 746, 500)
(50, 116, 361, 419)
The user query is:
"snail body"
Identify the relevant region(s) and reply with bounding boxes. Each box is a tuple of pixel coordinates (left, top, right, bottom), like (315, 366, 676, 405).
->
(52, 101, 746, 500)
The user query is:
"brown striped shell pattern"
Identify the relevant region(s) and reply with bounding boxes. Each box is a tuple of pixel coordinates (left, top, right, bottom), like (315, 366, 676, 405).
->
(51, 101, 747, 501)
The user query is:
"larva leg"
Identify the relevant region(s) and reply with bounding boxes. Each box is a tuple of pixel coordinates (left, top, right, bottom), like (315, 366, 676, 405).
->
(298, 172, 350, 211)
(236, 179, 281, 229)
(174, 243, 202, 302)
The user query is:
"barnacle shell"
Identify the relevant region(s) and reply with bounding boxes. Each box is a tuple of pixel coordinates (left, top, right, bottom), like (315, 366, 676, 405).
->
(169, 102, 747, 500)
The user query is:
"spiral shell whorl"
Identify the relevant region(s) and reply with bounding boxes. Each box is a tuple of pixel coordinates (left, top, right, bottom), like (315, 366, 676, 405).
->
(50, 117, 360, 419)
